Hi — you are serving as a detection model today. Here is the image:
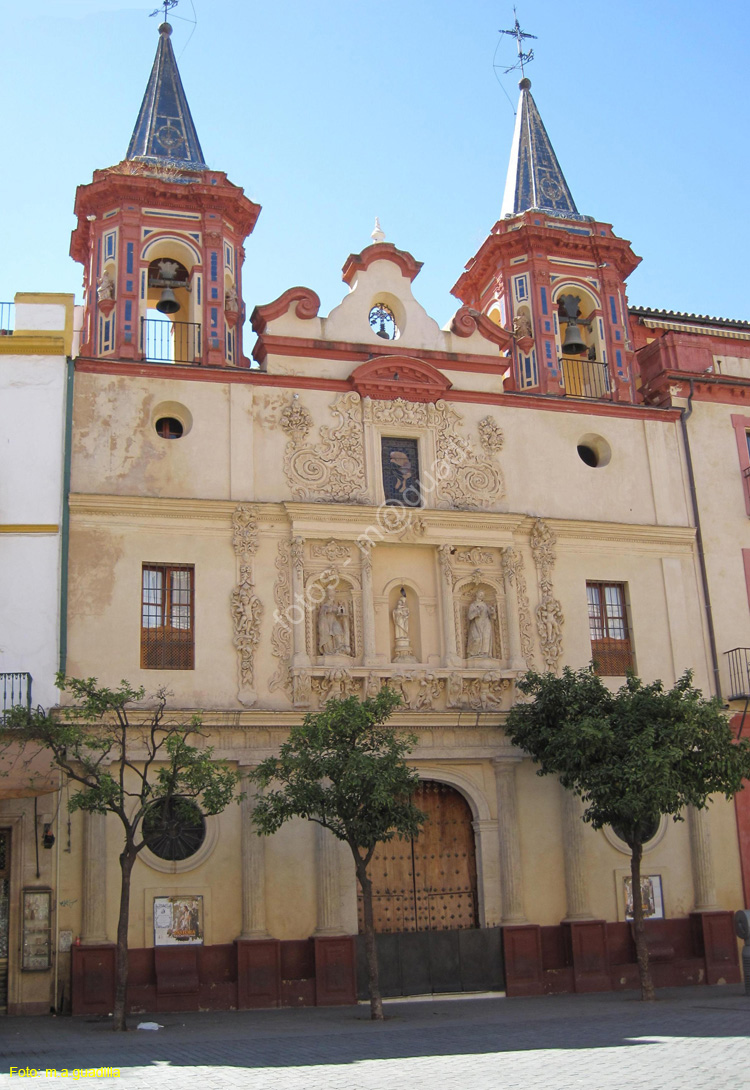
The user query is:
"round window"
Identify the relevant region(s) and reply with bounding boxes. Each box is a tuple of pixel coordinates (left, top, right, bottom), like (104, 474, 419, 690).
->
(155, 416, 184, 439)
(369, 302, 398, 341)
(611, 817, 660, 847)
(576, 432, 612, 468)
(143, 797, 206, 861)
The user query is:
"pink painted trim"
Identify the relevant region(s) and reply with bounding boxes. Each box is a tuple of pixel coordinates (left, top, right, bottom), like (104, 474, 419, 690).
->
(250, 287, 321, 333)
(731, 414, 750, 516)
(341, 243, 423, 286)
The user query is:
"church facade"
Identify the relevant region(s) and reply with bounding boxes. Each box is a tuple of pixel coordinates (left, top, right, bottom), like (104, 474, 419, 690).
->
(0, 22, 746, 1014)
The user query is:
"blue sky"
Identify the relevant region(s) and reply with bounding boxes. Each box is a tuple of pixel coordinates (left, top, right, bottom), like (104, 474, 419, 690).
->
(2, 0, 749, 325)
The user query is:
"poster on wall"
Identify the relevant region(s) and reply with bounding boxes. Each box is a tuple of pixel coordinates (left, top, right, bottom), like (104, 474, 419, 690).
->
(624, 874, 664, 920)
(153, 895, 203, 946)
(22, 888, 52, 970)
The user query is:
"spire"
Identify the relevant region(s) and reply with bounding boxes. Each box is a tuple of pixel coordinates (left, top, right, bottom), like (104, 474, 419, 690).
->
(500, 78, 578, 219)
(126, 22, 207, 170)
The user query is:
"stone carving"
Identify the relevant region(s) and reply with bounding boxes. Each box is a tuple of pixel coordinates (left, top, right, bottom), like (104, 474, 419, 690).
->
(513, 312, 533, 340)
(502, 547, 534, 668)
(292, 669, 312, 709)
(291, 535, 305, 577)
(312, 669, 360, 703)
(456, 547, 494, 565)
(387, 672, 413, 707)
(466, 590, 496, 658)
(253, 391, 289, 429)
(446, 671, 464, 709)
(392, 589, 417, 663)
(231, 505, 263, 704)
(364, 672, 383, 699)
(537, 582, 564, 671)
(283, 392, 367, 503)
(431, 401, 505, 510)
(478, 417, 504, 455)
(225, 284, 239, 312)
(413, 672, 443, 711)
(312, 540, 352, 563)
(280, 398, 313, 444)
(437, 544, 455, 588)
(466, 673, 511, 711)
(363, 397, 429, 428)
(530, 521, 563, 671)
(97, 270, 114, 302)
(269, 538, 293, 698)
(357, 539, 373, 574)
(318, 586, 352, 656)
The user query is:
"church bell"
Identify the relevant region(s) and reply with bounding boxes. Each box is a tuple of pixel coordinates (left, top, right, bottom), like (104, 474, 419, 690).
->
(561, 320, 587, 356)
(156, 287, 181, 315)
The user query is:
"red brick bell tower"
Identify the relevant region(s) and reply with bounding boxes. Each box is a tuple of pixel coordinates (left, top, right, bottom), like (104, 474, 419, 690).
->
(452, 77, 641, 403)
(70, 21, 260, 369)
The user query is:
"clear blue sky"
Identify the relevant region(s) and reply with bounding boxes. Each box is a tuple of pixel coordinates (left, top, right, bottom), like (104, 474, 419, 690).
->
(2, 0, 749, 325)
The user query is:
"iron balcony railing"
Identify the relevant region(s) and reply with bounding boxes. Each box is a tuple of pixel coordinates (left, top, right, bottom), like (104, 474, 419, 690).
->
(559, 356, 612, 400)
(0, 301, 14, 336)
(141, 317, 202, 365)
(0, 672, 32, 721)
(724, 648, 750, 701)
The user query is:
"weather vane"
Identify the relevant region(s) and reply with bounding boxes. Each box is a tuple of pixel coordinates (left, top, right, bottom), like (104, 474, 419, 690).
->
(498, 7, 537, 77)
(150, 0, 179, 21)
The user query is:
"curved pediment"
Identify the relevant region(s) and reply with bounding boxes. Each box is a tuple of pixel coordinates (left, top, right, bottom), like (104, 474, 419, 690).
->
(350, 355, 453, 403)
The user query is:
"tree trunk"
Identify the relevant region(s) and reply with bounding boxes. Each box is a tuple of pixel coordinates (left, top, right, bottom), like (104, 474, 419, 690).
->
(630, 840, 655, 1001)
(113, 849, 135, 1031)
(355, 857, 383, 1021)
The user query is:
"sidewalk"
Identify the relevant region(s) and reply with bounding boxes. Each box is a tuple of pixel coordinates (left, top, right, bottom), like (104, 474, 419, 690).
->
(1, 985, 748, 1090)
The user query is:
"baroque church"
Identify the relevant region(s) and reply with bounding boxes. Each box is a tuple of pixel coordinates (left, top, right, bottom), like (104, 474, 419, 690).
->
(1, 19, 749, 1014)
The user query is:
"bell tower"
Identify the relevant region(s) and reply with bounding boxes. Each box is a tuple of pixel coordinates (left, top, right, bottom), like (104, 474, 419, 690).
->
(70, 21, 260, 368)
(452, 72, 641, 402)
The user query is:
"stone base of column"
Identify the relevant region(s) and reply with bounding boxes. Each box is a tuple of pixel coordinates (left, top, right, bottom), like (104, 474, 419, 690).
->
(563, 919, 610, 993)
(236, 937, 281, 1009)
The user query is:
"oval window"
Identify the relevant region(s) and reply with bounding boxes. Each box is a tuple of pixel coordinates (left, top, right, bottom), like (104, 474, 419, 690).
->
(143, 797, 206, 861)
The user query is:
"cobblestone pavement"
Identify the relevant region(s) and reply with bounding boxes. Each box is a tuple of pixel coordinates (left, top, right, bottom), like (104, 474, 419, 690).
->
(1, 986, 749, 1090)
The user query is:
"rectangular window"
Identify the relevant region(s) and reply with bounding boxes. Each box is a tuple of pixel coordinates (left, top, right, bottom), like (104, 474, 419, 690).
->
(381, 437, 421, 507)
(586, 582, 633, 675)
(141, 565, 194, 670)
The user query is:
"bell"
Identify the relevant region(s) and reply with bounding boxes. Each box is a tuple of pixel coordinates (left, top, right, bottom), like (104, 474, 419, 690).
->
(562, 320, 587, 356)
(156, 287, 181, 315)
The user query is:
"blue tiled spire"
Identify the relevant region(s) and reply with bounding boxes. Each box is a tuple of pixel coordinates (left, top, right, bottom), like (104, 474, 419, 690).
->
(500, 78, 578, 219)
(126, 22, 207, 170)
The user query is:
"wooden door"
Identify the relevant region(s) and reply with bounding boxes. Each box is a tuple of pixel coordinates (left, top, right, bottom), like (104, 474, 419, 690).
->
(0, 830, 9, 1013)
(358, 781, 478, 933)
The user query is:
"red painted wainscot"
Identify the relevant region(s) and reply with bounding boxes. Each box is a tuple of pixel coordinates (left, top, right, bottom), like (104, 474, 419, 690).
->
(502, 913, 740, 997)
(70, 936, 357, 1016)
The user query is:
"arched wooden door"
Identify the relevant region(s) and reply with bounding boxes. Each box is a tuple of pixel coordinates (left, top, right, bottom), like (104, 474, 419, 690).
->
(357, 781, 478, 933)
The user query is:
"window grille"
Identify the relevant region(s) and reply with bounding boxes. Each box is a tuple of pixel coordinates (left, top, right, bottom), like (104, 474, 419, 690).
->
(586, 581, 633, 675)
(141, 565, 194, 670)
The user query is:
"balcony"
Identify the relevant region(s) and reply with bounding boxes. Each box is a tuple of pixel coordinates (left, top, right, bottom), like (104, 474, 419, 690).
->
(141, 317, 202, 365)
(559, 356, 612, 400)
(0, 301, 14, 336)
(0, 672, 32, 721)
(724, 648, 750, 701)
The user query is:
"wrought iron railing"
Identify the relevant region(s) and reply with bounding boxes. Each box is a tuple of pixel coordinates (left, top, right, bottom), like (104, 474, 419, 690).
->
(559, 356, 612, 400)
(0, 672, 32, 721)
(724, 648, 750, 701)
(141, 318, 202, 364)
(0, 302, 14, 336)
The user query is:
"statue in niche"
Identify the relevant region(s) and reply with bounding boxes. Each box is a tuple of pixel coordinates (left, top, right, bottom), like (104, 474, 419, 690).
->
(466, 589, 496, 659)
(225, 284, 239, 312)
(97, 270, 114, 302)
(392, 587, 417, 663)
(513, 312, 532, 340)
(317, 586, 351, 656)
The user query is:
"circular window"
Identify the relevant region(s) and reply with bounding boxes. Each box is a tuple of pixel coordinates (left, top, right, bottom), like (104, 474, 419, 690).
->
(576, 432, 611, 468)
(143, 797, 206, 861)
(155, 416, 184, 439)
(369, 302, 398, 341)
(603, 815, 667, 855)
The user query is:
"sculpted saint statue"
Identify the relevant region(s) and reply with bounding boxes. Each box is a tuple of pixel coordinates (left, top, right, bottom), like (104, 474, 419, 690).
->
(392, 590, 410, 641)
(318, 586, 351, 656)
(97, 270, 115, 302)
(466, 589, 496, 658)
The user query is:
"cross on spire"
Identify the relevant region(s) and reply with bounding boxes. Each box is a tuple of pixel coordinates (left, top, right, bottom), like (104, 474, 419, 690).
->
(150, 0, 179, 22)
(498, 7, 537, 78)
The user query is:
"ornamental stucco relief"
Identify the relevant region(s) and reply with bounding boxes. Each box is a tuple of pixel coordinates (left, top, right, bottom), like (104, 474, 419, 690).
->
(269, 537, 293, 700)
(231, 504, 263, 705)
(283, 392, 367, 503)
(530, 519, 564, 671)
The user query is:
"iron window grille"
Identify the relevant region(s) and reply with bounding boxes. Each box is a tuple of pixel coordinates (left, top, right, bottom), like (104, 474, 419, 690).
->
(586, 581, 634, 676)
(141, 564, 194, 670)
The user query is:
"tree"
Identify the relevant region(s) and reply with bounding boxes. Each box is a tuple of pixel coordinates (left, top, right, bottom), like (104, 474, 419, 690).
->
(3, 674, 241, 1030)
(250, 688, 426, 1020)
(505, 667, 750, 1001)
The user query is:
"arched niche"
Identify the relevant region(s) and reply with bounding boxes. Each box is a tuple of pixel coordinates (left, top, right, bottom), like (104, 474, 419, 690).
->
(453, 576, 505, 664)
(552, 281, 605, 363)
(141, 234, 203, 330)
(305, 570, 361, 665)
(387, 582, 422, 664)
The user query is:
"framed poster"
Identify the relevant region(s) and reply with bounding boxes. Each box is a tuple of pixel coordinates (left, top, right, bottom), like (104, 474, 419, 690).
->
(624, 874, 664, 920)
(22, 888, 52, 971)
(153, 895, 203, 945)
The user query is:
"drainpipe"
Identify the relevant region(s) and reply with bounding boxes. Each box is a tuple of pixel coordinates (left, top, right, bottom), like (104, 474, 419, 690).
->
(58, 357, 74, 679)
(680, 379, 722, 700)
